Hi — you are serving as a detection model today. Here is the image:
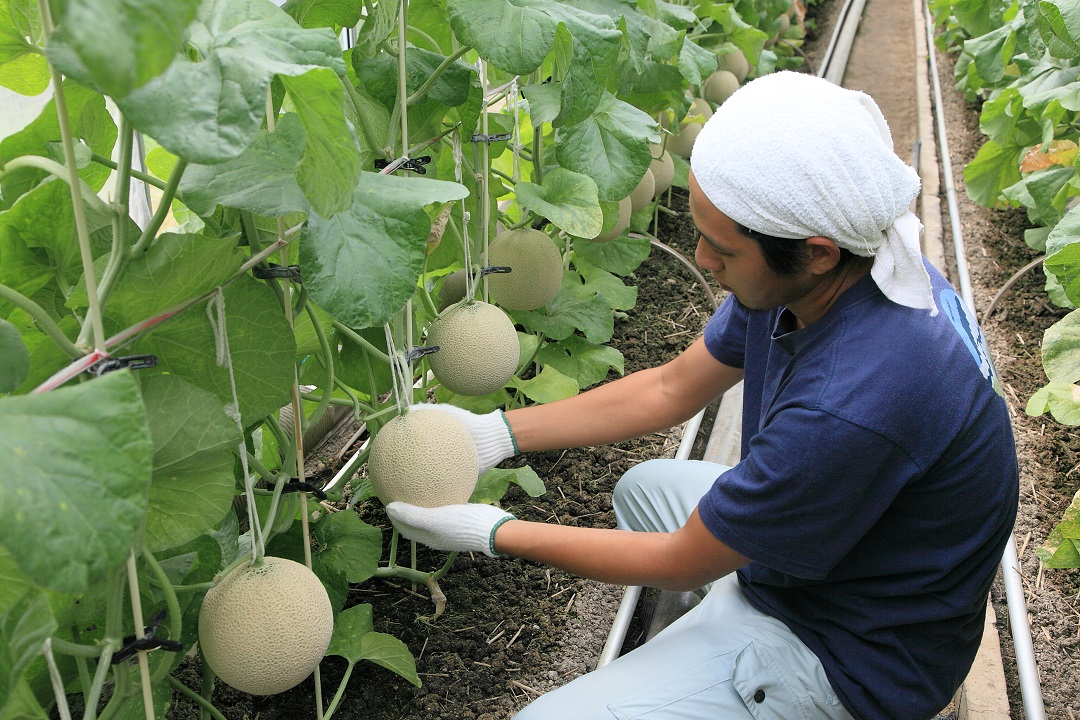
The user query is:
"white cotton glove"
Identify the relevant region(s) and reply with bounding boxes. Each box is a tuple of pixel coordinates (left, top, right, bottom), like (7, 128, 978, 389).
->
(409, 403, 518, 473)
(385, 502, 516, 557)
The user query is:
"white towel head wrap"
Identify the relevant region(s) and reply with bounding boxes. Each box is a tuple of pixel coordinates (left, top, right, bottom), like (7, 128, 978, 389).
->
(689, 71, 936, 315)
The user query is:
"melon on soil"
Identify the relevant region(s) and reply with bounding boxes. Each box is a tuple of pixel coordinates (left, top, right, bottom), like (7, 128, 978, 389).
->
(592, 196, 632, 242)
(367, 408, 479, 507)
(487, 228, 564, 311)
(198, 556, 333, 696)
(427, 301, 520, 396)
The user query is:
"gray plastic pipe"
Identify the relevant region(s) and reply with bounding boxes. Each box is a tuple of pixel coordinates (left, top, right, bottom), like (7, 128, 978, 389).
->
(922, 3, 1046, 717)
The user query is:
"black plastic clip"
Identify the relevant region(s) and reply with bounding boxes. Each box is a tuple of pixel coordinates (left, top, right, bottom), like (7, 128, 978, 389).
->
(111, 609, 182, 664)
(471, 133, 513, 143)
(481, 265, 512, 276)
(252, 264, 301, 283)
(406, 345, 440, 363)
(280, 480, 327, 501)
(374, 155, 431, 175)
(88, 354, 157, 378)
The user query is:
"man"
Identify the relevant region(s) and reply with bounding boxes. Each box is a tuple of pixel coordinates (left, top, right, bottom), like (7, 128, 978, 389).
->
(387, 71, 1019, 720)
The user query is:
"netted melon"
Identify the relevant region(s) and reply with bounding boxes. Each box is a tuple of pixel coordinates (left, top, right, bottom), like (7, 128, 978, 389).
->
(592, 196, 632, 242)
(487, 228, 564, 311)
(427, 301, 520, 396)
(367, 408, 479, 507)
(649, 145, 675, 197)
(198, 556, 333, 696)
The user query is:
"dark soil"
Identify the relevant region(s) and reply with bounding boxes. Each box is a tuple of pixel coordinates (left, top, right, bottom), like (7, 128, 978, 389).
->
(169, 2, 1080, 718)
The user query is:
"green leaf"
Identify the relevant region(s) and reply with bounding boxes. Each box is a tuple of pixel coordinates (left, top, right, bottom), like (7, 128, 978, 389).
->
(282, 69, 362, 217)
(572, 233, 652, 275)
(555, 92, 660, 200)
(115, 0, 344, 163)
(1002, 166, 1076, 226)
(97, 234, 247, 328)
(962, 23, 1015, 84)
(134, 276, 295, 424)
(180, 114, 310, 217)
(537, 333, 623, 389)
(358, 632, 421, 687)
(677, 33, 719, 88)
(0, 591, 55, 704)
(1037, 485, 1080, 567)
(0, 0, 48, 95)
(0, 548, 33, 617)
(963, 138, 1023, 208)
(327, 603, 374, 660)
(1035, 0, 1080, 59)
(513, 275, 614, 343)
(447, 0, 619, 83)
(301, 172, 468, 328)
(0, 371, 153, 593)
(578, 258, 638, 310)
(1041, 309, 1080, 382)
(515, 168, 602, 238)
(0, 82, 117, 199)
(281, 0, 362, 30)
(508, 363, 579, 403)
(470, 465, 546, 504)
(313, 510, 382, 585)
(140, 375, 241, 553)
(1045, 241, 1080, 303)
(0, 319, 29, 393)
(45, 0, 200, 98)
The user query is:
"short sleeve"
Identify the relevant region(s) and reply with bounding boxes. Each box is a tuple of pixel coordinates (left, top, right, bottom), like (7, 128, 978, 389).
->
(703, 294, 748, 368)
(696, 406, 922, 579)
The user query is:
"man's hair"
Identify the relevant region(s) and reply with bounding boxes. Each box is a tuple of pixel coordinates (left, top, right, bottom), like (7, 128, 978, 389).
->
(733, 221, 857, 275)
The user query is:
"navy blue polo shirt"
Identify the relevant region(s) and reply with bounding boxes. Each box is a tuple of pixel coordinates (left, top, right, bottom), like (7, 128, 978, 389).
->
(697, 262, 1018, 720)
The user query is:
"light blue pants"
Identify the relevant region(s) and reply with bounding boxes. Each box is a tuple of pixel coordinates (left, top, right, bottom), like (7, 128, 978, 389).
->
(512, 459, 855, 720)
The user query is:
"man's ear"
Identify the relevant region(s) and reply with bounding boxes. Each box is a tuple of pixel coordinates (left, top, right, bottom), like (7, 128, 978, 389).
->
(805, 236, 842, 275)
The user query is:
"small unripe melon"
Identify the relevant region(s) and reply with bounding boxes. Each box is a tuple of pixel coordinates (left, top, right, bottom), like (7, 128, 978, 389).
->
(198, 556, 333, 696)
(438, 268, 468, 310)
(593, 196, 632, 242)
(665, 122, 700, 160)
(717, 48, 749, 83)
(629, 168, 656, 213)
(649, 146, 675, 197)
(487, 228, 564, 311)
(702, 70, 740, 105)
(427, 301, 520, 396)
(367, 408, 479, 506)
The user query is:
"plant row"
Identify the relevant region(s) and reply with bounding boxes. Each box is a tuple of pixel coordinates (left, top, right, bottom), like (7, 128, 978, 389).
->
(929, 0, 1080, 568)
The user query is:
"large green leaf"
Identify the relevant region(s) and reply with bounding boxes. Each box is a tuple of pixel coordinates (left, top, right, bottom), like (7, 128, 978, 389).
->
(0, 319, 28, 393)
(0, 81, 117, 201)
(513, 274, 614, 343)
(509, 363, 579, 403)
(45, 0, 199, 98)
(0, 548, 33, 616)
(1037, 486, 1080, 567)
(962, 22, 1015, 85)
(1035, 0, 1080, 59)
(1041, 308, 1080, 382)
(963, 138, 1023, 207)
(140, 375, 241, 553)
(536, 333, 623, 389)
(115, 0, 344, 164)
(572, 233, 651, 275)
(282, 68, 363, 218)
(0, 371, 153, 594)
(1002, 166, 1076, 226)
(0, 591, 55, 705)
(313, 509, 382, 585)
(281, 0, 362, 30)
(327, 603, 421, 686)
(97, 234, 247, 328)
(515, 168, 602, 238)
(301, 171, 468, 328)
(555, 92, 660, 201)
(180, 114, 311, 217)
(0, 0, 48, 95)
(133, 276, 295, 424)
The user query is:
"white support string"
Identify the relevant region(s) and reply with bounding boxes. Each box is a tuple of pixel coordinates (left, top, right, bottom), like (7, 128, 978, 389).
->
(383, 323, 414, 415)
(453, 131, 476, 303)
(207, 290, 262, 562)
